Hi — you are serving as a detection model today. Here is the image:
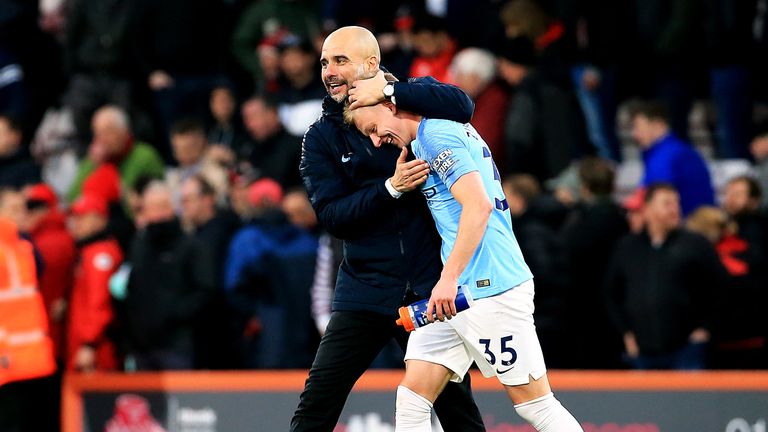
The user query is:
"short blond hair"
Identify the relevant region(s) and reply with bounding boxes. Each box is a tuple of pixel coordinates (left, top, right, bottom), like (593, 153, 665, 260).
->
(342, 102, 356, 126)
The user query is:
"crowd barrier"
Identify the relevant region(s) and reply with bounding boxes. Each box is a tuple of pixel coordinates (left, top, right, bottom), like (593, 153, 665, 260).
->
(63, 370, 768, 432)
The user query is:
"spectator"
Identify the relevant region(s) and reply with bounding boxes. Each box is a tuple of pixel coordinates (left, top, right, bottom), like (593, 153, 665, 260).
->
(206, 83, 242, 163)
(66, 105, 164, 205)
(67, 194, 123, 372)
(0, 114, 40, 188)
(180, 174, 240, 369)
(499, 0, 571, 89)
(629, 100, 715, 216)
(165, 119, 228, 209)
(752, 132, 768, 207)
(133, 0, 227, 158)
(231, 0, 320, 91)
(560, 0, 632, 161)
(701, 0, 756, 159)
(560, 157, 628, 368)
(0, 50, 27, 121)
(22, 183, 76, 363)
(125, 175, 161, 230)
(409, 13, 457, 83)
(224, 178, 319, 368)
(721, 175, 768, 254)
(686, 206, 767, 369)
(604, 183, 723, 370)
(0, 188, 58, 432)
(503, 174, 569, 367)
(62, 0, 141, 149)
(625, 0, 700, 140)
(240, 95, 303, 188)
(123, 181, 214, 370)
(274, 36, 325, 137)
(449, 47, 509, 171)
(497, 36, 586, 183)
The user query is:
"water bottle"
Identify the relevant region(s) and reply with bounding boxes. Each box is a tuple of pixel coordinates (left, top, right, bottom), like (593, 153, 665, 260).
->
(395, 291, 471, 332)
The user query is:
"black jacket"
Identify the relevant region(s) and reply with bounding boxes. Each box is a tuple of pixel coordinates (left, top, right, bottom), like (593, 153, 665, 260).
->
(299, 76, 474, 315)
(604, 229, 724, 355)
(124, 219, 215, 354)
(0, 149, 40, 188)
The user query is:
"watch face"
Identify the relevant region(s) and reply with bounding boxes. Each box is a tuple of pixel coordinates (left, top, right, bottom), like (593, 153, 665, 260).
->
(384, 84, 394, 97)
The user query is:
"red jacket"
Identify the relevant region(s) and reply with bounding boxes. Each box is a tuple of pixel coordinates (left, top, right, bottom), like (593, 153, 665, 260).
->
(30, 210, 76, 360)
(67, 233, 122, 371)
(409, 40, 457, 83)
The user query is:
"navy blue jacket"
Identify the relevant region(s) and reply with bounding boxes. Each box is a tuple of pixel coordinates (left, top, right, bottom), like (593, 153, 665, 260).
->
(300, 77, 474, 315)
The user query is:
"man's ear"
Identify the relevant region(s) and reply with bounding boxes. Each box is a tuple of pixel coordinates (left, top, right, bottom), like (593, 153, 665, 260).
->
(383, 101, 397, 114)
(366, 56, 379, 73)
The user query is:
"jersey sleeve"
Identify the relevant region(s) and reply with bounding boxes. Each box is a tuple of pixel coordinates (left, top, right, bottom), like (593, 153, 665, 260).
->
(419, 120, 478, 191)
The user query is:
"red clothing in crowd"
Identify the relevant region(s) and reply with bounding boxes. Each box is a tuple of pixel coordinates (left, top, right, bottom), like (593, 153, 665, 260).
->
(67, 233, 122, 371)
(470, 81, 510, 173)
(409, 39, 457, 83)
(29, 210, 76, 360)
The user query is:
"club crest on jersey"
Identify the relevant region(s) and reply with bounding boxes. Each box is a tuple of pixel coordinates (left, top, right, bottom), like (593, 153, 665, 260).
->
(431, 149, 456, 175)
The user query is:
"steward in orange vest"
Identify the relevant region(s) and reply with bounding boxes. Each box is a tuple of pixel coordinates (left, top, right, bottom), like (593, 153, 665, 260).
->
(0, 216, 56, 386)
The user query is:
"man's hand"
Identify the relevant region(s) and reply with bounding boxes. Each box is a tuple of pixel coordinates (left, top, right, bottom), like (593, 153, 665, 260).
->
(75, 346, 96, 372)
(426, 276, 459, 323)
(349, 70, 388, 110)
(50, 299, 67, 323)
(623, 332, 639, 358)
(390, 147, 430, 192)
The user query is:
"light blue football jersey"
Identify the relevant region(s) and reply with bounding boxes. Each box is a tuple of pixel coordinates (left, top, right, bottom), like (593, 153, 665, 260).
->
(411, 118, 533, 300)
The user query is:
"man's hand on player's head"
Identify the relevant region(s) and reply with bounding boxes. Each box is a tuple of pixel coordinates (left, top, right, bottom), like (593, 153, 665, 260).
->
(426, 276, 459, 323)
(349, 70, 388, 110)
(390, 147, 430, 192)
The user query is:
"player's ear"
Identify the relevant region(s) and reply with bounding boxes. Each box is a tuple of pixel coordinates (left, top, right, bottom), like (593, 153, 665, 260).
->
(383, 101, 396, 114)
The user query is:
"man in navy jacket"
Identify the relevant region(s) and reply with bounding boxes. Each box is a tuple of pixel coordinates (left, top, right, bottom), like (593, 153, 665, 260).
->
(290, 26, 485, 431)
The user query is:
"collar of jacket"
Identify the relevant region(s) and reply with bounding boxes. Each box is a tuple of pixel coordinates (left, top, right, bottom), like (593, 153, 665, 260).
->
(76, 229, 112, 248)
(321, 95, 344, 120)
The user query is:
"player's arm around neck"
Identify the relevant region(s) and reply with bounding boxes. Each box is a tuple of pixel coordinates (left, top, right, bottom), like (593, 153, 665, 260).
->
(427, 171, 492, 322)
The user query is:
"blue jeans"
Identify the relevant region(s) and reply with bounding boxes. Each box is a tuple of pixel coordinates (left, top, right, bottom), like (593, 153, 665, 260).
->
(570, 65, 621, 162)
(711, 66, 752, 159)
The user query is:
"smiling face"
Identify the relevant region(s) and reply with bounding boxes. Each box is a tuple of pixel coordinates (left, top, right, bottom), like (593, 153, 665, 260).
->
(320, 26, 380, 103)
(349, 103, 415, 148)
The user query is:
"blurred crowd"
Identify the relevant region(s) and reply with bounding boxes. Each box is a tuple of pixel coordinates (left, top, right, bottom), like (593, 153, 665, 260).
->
(1, 0, 768, 398)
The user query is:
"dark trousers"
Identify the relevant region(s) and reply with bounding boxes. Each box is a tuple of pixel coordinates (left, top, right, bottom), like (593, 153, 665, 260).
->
(290, 310, 486, 432)
(629, 341, 708, 370)
(0, 373, 60, 432)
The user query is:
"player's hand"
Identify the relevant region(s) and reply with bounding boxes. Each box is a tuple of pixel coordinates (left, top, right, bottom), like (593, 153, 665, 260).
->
(390, 147, 430, 192)
(426, 277, 458, 323)
(348, 70, 388, 110)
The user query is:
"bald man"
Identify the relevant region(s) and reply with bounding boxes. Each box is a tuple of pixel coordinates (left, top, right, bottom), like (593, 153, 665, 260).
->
(291, 26, 484, 431)
(67, 105, 165, 204)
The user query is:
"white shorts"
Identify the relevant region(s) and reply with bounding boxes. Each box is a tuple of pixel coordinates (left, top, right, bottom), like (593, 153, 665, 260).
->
(404, 279, 547, 386)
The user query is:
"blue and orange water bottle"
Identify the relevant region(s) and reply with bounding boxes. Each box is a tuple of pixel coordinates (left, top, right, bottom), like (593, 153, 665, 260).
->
(396, 290, 471, 332)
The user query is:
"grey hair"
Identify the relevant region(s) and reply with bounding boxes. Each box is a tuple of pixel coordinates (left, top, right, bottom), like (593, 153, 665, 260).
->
(96, 105, 131, 131)
(450, 48, 497, 85)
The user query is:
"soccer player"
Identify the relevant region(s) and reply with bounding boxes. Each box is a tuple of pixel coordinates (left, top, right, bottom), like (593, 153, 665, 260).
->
(344, 101, 583, 431)
(291, 26, 485, 432)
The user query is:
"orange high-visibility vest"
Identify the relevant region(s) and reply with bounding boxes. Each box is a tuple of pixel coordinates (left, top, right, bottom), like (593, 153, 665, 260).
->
(0, 217, 56, 386)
